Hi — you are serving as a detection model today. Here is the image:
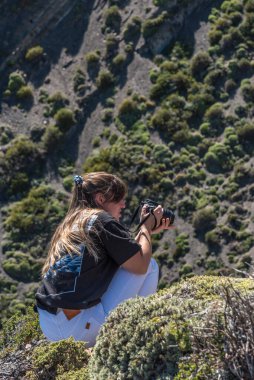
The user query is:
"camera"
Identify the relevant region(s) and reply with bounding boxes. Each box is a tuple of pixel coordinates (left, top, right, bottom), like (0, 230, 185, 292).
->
(141, 199, 175, 226)
(129, 199, 175, 231)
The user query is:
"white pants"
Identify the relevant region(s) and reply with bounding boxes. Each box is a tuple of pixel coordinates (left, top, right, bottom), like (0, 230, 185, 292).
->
(38, 258, 159, 347)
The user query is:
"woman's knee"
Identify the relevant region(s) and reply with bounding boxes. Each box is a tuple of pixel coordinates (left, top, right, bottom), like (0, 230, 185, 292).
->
(147, 258, 159, 274)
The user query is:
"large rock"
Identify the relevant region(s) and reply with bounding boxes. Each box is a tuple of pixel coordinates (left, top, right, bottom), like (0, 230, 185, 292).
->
(146, 0, 213, 54)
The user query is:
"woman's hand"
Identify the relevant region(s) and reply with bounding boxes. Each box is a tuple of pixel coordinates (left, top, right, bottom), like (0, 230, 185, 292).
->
(140, 204, 155, 232)
(151, 217, 175, 234)
(140, 204, 163, 232)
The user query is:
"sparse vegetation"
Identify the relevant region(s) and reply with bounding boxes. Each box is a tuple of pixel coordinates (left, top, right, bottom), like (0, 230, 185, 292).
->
(54, 108, 75, 132)
(104, 5, 121, 32)
(95, 69, 115, 89)
(25, 45, 44, 61)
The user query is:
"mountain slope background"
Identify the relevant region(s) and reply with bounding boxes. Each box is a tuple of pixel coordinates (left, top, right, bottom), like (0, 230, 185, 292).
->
(0, 0, 254, 328)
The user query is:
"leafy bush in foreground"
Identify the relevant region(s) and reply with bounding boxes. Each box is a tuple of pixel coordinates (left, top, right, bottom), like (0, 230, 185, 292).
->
(89, 276, 254, 379)
(30, 338, 90, 380)
(1, 277, 254, 380)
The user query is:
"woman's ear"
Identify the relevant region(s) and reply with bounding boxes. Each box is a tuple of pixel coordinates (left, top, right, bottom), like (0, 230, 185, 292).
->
(94, 193, 105, 207)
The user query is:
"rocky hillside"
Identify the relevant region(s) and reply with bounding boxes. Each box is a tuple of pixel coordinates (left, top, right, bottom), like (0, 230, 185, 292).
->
(0, 0, 254, 328)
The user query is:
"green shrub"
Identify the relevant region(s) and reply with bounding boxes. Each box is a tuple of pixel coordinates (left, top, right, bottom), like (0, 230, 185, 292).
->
(225, 79, 237, 93)
(191, 51, 211, 79)
(235, 104, 248, 118)
(104, 5, 121, 31)
(101, 127, 111, 139)
(187, 167, 206, 185)
(124, 42, 134, 54)
(118, 97, 140, 127)
(2, 252, 42, 282)
(204, 143, 233, 173)
(200, 122, 211, 136)
(0, 124, 14, 145)
(0, 135, 45, 199)
(237, 57, 252, 72)
(151, 106, 189, 143)
(241, 82, 254, 103)
(220, 28, 243, 51)
(142, 11, 168, 39)
(101, 108, 113, 124)
(112, 53, 126, 68)
(16, 85, 33, 100)
(25, 45, 44, 61)
(73, 68, 86, 94)
(42, 125, 63, 152)
(221, 0, 243, 12)
(188, 91, 214, 117)
(123, 16, 141, 42)
(7, 172, 30, 195)
(229, 11, 243, 26)
(234, 163, 254, 185)
(173, 233, 190, 261)
(48, 91, 68, 105)
(89, 276, 254, 379)
(160, 60, 178, 73)
(0, 307, 41, 349)
(3, 185, 67, 259)
(208, 29, 223, 45)
(85, 51, 100, 64)
(7, 72, 25, 93)
(240, 12, 254, 38)
(204, 103, 225, 135)
(38, 88, 49, 103)
(214, 16, 231, 32)
(193, 206, 217, 234)
(5, 135, 43, 175)
(109, 133, 118, 145)
(245, 0, 254, 12)
(0, 275, 17, 293)
(92, 136, 101, 147)
(56, 368, 90, 380)
(62, 175, 73, 192)
(237, 123, 254, 143)
(95, 69, 115, 89)
(54, 108, 75, 132)
(179, 264, 193, 277)
(105, 97, 115, 107)
(31, 338, 90, 380)
(150, 72, 190, 100)
(205, 229, 221, 248)
(204, 68, 225, 87)
(105, 34, 119, 58)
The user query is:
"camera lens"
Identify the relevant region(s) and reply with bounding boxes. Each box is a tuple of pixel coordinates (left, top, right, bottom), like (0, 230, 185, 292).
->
(163, 209, 175, 225)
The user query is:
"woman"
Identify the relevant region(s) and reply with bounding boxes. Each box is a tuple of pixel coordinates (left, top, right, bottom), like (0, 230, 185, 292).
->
(35, 172, 172, 347)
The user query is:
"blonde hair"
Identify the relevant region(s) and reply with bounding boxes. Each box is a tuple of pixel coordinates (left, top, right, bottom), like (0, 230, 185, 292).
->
(42, 172, 127, 276)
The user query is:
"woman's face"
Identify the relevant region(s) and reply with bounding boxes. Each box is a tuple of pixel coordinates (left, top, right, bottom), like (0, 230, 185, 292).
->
(102, 198, 126, 221)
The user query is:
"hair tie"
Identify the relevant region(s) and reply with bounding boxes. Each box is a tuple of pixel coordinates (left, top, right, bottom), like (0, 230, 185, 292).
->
(74, 175, 83, 186)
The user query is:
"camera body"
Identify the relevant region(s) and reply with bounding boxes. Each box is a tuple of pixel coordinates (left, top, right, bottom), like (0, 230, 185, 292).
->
(141, 199, 175, 225)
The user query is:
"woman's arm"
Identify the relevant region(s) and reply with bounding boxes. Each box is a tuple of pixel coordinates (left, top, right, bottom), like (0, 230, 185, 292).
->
(121, 205, 163, 274)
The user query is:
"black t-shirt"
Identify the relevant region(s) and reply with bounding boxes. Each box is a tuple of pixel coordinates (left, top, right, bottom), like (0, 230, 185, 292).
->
(35, 212, 141, 313)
